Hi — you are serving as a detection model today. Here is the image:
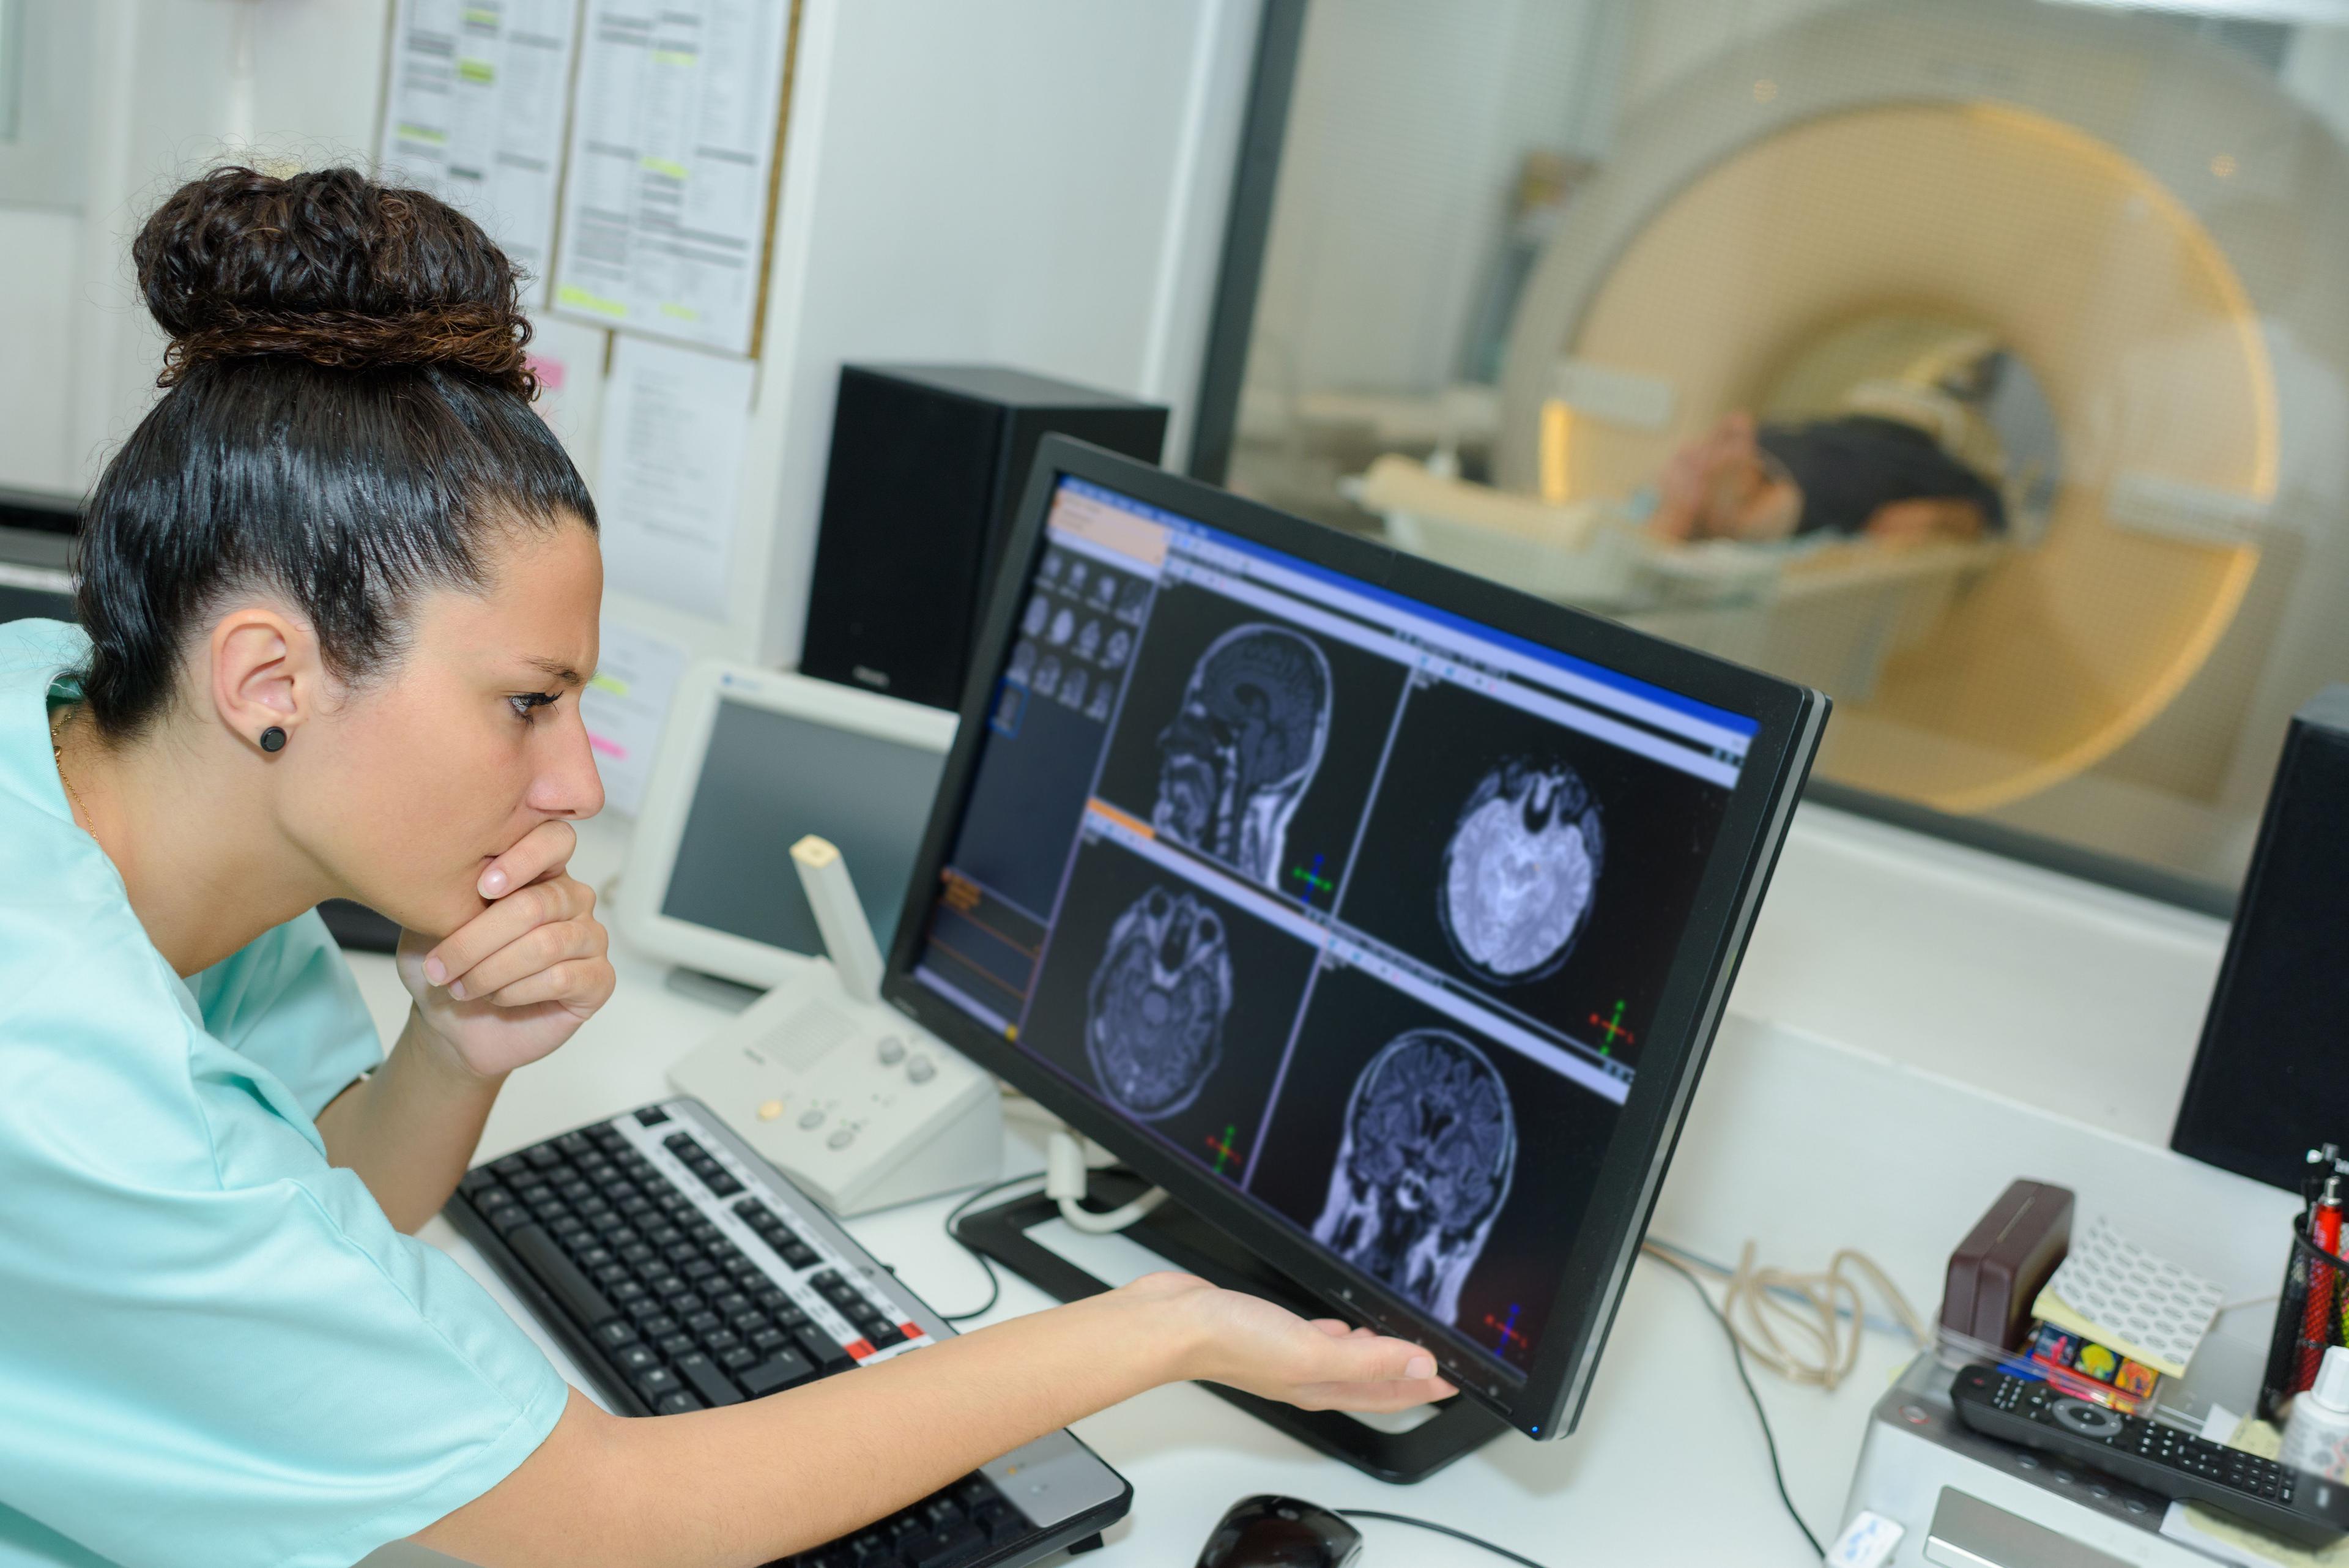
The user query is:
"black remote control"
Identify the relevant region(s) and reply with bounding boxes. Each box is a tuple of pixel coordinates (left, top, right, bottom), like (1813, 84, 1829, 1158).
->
(1951, 1363, 2349, 1547)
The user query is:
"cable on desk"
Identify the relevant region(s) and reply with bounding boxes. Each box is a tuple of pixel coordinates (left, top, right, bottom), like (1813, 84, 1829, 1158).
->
(1641, 1246, 1825, 1560)
(1337, 1509, 1551, 1568)
(938, 1172, 1048, 1322)
(1645, 1236, 1928, 1391)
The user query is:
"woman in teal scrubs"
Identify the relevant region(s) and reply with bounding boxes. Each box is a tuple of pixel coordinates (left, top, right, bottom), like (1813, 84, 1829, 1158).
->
(1, 168, 1450, 1568)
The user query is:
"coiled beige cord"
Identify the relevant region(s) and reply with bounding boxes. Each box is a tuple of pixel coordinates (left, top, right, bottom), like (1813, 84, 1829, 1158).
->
(1645, 1239, 1932, 1390)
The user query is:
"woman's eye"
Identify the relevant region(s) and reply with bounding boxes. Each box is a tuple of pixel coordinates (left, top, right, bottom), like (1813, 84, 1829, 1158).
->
(508, 691, 560, 722)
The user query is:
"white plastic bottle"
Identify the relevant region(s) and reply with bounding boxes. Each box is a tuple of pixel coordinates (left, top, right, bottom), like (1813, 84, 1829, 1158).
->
(2282, 1345, 2349, 1480)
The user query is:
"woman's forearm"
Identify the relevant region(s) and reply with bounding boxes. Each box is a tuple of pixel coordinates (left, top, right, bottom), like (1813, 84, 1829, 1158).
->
(316, 1006, 505, 1232)
(419, 1287, 1198, 1568)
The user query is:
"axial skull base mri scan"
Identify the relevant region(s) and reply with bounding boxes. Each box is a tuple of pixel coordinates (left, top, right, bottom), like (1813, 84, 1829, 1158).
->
(1439, 760, 1605, 984)
(1085, 886, 1236, 1120)
(1312, 1030, 1518, 1325)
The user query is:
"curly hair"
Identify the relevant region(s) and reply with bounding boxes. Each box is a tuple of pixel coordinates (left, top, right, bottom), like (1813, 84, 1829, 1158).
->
(73, 166, 595, 736)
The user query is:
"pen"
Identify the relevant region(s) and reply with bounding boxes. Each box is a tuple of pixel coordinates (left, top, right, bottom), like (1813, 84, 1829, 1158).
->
(2307, 1175, 2344, 1389)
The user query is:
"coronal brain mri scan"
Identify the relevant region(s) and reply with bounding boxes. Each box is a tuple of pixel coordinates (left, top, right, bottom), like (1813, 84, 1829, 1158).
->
(1085, 886, 1236, 1120)
(1312, 1030, 1517, 1323)
(1439, 760, 1604, 984)
(1152, 625, 1331, 885)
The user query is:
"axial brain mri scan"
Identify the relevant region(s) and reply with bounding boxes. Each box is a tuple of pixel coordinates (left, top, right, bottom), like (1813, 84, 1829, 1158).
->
(1312, 1030, 1518, 1323)
(1151, 625, 1332, 886)
(1439, 760, 1604, 984)
(1085, 886, 1236, 1120)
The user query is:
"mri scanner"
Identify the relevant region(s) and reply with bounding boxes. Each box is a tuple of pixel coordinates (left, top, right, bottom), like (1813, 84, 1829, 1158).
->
(1376, 0, 2349, 823)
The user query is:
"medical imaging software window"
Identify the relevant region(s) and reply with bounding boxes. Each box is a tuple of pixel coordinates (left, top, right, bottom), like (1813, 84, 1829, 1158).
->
(914, 478, 1757, 1373)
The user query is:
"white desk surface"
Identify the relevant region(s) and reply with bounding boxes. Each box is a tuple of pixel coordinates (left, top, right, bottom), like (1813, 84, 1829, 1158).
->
(349, 816, 2293, 1568)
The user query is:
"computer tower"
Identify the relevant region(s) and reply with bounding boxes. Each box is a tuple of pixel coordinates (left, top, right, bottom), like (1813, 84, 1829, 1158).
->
(2172, 686, 2349, 1191)
(798, 365, 1167, 712)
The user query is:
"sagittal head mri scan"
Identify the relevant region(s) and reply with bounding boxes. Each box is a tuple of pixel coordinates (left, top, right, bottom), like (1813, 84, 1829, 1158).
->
(1152, 625, 1332, 886)
(1312, 1030, 1518, 1325)
(1085, 886, 1236, 1120)
(1439, 760, 1603, 984)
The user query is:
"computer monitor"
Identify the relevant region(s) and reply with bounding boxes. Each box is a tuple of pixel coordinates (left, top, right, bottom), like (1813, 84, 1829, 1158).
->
(881, 436, 1825, 1448)
(620, 662, 956, 990)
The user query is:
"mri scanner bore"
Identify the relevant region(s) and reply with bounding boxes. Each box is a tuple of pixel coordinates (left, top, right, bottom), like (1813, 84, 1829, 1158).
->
(1231, 0, 2349, 888)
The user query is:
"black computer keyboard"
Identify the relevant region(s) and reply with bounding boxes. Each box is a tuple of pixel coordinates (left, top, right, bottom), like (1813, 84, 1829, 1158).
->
(444, 1097, 1130, 1568)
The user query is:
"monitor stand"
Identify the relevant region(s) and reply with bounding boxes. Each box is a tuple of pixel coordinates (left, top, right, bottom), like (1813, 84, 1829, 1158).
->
(953, 1169, 1510, 1484)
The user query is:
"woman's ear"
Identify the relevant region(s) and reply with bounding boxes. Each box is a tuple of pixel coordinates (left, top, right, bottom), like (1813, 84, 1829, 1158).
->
(208, 607, 322, 752)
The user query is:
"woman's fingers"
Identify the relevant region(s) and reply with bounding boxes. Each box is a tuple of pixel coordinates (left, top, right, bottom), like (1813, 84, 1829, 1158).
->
(425, 876, 595, 991)
(476, 819, 577, 900)
(480, 956, 617, 1014)
(447, 913, 606, 1002)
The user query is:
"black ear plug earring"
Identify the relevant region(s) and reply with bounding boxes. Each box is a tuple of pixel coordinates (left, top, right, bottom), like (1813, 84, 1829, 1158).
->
(259, 726, 287, 753)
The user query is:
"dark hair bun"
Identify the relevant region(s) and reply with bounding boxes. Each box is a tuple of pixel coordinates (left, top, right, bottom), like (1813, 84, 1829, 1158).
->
(135, 165, 536, 396)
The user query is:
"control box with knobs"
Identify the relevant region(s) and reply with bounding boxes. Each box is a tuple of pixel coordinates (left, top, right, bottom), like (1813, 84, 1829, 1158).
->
(666, 836, 1003, 1214)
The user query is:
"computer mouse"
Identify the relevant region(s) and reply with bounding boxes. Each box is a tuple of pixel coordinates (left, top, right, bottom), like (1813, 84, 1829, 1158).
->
(1195, 1494, 1364, 1567)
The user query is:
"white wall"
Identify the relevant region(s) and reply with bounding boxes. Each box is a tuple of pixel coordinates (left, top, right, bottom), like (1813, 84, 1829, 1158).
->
(0, 0, 1258, 677)
(736, 0, 1261, 668)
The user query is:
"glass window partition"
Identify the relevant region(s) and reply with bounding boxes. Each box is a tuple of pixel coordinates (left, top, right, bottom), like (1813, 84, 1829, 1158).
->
(1208, 0, 2349, 900)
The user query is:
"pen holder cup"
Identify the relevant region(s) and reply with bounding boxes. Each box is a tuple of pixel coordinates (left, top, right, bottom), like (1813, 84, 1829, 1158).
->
(2259, 1216, 2348, 1422)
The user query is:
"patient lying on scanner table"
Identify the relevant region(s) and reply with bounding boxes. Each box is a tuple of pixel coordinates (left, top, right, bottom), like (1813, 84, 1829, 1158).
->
(1649, 396, 2009, 548)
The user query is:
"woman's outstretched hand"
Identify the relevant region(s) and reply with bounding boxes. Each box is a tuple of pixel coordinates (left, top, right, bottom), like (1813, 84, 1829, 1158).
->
(396, 820, 615, 1079)
(1113, 1271, 1457, 1413)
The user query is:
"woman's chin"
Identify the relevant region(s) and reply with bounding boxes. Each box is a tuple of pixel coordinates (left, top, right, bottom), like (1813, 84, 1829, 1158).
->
(344, 883, 486, 943)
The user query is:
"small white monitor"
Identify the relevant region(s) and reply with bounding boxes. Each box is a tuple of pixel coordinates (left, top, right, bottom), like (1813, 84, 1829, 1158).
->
(618, 661, 957, 989)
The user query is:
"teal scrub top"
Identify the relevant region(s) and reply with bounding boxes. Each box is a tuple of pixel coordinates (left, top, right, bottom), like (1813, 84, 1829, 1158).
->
(0, 620, 571, 1568)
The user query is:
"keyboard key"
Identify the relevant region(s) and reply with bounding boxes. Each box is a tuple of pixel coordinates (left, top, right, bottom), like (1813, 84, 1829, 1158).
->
(719, 1345, 759, 1372)
(459, 1167, 502, 1195)
(970, 1500, 1017, 1542)
(751, 1326, 790, 1352)
(616, 1345, 659, 1374)
(907, 1521, 986, 1566)
(625, 1296, 670, 1323)
(864, 1322, 907, 1350)
(595, 1321, 639, 1349)
(507, 1224, 618, 1327)
(488, 1203, 537, 1237)
(674, 1352, 745, 1408)
(525, 1144, 565, 1170)
(632, 1366, 681, 1400)
(653, 1389, 700, 1414)
(796, 1329, 855, 1374)
(639, 1313, 679, 1337)
(740, 1348, 815, 1397)
(659, 1333, 696, 1358)
(635, 1106, 670, 1126)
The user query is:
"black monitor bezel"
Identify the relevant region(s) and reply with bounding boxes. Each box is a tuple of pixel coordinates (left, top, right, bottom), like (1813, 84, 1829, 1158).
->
(880, 434, 1826, 1440)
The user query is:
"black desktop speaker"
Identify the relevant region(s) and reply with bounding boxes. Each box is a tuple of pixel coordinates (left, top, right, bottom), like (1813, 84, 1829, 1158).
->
(2173, 686, 2349, 1192)
(798, 364, 1168, 711)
